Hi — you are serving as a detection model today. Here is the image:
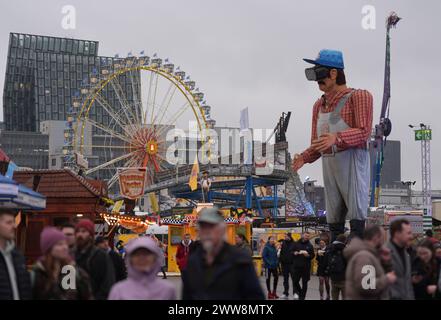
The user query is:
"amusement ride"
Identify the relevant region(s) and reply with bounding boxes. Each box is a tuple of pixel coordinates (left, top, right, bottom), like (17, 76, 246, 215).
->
(63, 53, 313, 220)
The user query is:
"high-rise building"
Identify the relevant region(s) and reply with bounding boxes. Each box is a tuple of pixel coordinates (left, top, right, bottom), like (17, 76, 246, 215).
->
(2, 33, 138, 178)
(369, 139, 402, 188)
(3, 32, 135, 133)
(0, 130, 48, 169)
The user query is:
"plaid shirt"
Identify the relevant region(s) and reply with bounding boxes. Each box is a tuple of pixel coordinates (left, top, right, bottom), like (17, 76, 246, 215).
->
(301, 88, 373, 164)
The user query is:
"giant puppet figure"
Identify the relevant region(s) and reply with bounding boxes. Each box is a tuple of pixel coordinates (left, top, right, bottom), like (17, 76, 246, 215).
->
(293, 49, 373, 241)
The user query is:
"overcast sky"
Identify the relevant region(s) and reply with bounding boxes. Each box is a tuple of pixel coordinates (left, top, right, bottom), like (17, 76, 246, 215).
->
(1, 0, 440, 190)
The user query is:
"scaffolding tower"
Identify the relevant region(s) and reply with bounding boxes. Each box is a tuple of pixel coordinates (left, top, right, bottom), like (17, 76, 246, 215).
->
(411, 123, 432, 231)
(420, 125, 432, 231)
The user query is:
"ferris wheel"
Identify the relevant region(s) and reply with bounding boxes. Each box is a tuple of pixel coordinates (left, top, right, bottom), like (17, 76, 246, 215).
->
(64, 54, 216, 190)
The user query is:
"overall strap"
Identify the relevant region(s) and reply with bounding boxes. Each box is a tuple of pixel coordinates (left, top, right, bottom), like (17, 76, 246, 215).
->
(333, 90, 354, 115)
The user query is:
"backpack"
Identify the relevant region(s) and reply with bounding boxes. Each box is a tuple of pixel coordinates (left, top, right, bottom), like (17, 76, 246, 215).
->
(326, 249, 346, 277)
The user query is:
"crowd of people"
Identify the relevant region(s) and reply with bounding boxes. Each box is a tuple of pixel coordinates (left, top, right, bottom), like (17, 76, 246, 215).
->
(0, 208, 263, 300)
(261, 219, 441, 300)
(0, 211, 170, 300)
(181, 207, 264, 299)
(1, 208, 441, 300)
(262, 232, 315, 300)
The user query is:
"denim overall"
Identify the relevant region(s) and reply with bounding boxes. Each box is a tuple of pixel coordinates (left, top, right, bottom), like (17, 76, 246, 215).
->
(316, 91, 370, 240)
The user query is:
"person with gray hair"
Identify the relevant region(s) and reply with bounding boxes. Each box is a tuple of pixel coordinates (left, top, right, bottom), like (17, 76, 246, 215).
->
(182, 207, 264, 300)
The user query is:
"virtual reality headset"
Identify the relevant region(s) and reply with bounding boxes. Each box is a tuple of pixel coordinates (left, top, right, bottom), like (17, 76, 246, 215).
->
(305, 65, 331, 81)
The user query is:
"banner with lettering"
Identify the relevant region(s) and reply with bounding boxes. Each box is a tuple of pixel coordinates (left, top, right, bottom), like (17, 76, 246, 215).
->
(118, 168, 146, 200)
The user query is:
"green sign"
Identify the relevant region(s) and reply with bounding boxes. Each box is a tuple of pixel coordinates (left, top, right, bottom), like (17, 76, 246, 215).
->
(414, 129, 432, 141)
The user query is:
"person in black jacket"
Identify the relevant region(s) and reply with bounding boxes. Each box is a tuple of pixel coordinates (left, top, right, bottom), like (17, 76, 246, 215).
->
(412, 239, 439, 300)
(325, 234, 347, 300)
(291, 232, 315, 300)
(0, 211, 32, 300)
(316, 238, 330, 300)
(96, 236, 127, 282)
(182, 207, 264, 300)
(189, 238, 202, 256)
(279, 232, 295, 299)
(74, 220, 115, 300)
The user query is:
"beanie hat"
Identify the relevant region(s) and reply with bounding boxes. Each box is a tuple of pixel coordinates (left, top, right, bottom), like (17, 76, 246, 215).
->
(40, 227, 66, 255)
(75, 219, 95, 238)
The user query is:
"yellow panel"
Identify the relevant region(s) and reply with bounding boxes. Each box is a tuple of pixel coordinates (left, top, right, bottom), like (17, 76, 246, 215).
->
(167, 226, 184, 273)
(252, 256, 263, 277)
(188, 226, 198, 240)
(168, 244, 179, 273)
(292, 233, 301, 241)
(226, 224, 236, 245)
(116, 234, 138, 245)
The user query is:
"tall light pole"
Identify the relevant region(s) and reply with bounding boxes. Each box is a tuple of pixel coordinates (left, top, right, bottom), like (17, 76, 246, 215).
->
(408, 123, 432, 231)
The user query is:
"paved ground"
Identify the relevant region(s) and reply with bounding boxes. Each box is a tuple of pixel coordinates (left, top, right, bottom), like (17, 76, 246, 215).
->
(163, 274, 322, 300)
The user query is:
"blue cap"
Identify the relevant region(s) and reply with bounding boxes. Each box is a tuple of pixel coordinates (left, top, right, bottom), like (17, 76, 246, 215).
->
(303, 49, 345, 69)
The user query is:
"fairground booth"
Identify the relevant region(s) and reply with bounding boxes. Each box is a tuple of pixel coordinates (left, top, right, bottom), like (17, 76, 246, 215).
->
(160, 203, 252, 272)
(100, 202, 253, 273)
(12, 168, 108, 263)
(0, 154, 47, 264)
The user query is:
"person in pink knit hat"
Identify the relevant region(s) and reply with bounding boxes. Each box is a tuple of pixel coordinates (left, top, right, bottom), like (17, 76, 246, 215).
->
(30, 226, 92, 300)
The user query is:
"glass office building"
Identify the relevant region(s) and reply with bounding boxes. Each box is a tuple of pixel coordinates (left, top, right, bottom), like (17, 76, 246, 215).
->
(0, 130, 49, 169)
(3, 32, 135, 133)
(2, 33, 136, 178)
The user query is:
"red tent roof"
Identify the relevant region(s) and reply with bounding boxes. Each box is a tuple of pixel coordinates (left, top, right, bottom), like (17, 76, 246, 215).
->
(13, 168, 106, 199)
(0, 149, 10, 162)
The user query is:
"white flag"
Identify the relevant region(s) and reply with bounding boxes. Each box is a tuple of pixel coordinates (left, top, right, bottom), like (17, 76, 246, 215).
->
(240, 107, 249, 132)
